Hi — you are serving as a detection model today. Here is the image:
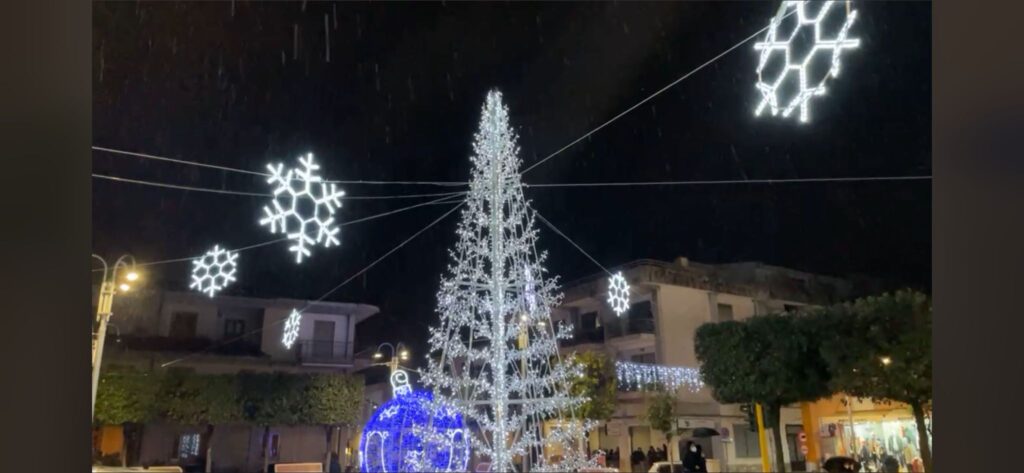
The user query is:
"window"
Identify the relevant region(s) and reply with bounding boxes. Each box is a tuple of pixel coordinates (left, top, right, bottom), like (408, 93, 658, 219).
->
(629, 301, 653, 319)
(733, 424, 762, 458)
(785, 424, 805, 461)
(177, 432, 200, 459)
(784, 304, 800, 313)
(631, 353, 655, 364)
(717, 303, 734, 322)
(224, 319, 245, 338)
(580, 312, 598, 331)
(268, 432, 281, 460)
(169, 312, 198, 339)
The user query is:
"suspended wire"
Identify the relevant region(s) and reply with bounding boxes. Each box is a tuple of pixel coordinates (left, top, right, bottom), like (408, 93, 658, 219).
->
(523, 175, 933, 188)
(92, 173, 468, 200)
(519, 8, 799, 176)
(93, 146, 469, 187)
(94, 193, 465, 271)
(533, 211, 612, 277)
(160, 199, 466, 368)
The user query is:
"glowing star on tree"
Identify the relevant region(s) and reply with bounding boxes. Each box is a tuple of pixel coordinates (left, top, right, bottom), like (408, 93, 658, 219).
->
(260, 152, 346, 263)
(607, 272, 630, 317)
(281, 309, 302, 349)
(189, 245, 238, 297)
(421, 90, 597, 473)
(754, 1, 860, 123)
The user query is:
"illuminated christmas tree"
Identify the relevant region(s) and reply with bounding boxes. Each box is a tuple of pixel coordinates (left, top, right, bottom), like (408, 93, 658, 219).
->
(421, 90, 594, 472)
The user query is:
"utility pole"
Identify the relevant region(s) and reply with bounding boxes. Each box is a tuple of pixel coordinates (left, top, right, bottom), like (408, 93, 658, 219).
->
(91, 254, 139, 421)
(755, 403, 771, 473)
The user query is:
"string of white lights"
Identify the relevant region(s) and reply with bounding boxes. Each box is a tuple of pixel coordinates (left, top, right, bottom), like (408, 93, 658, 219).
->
(92, 173, 470, 200)
(93, 193, 465, 272)
(519, 8, 799, 176)
(160, 199, 466, 368)
(615, 360, 705, 393)
(93, 146, 469, 187)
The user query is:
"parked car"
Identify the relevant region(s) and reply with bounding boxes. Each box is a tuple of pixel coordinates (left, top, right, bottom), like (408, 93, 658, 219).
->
(647, 461, 684, 473)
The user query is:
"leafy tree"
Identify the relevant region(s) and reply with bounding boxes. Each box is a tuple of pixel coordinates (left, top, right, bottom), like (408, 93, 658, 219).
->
(568, 350, 618, 422)
(240, 372, 309, 472)
(95, 365, 162, 467)
(696, 315, 832, 472)
(302, 372, 365, 468)
(645, 390, 682, 463)
(164, 372, 242, 473)
(817, 290, 932, 473)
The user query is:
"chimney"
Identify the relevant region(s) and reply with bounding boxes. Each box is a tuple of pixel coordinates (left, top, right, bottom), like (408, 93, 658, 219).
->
(675, 257, 689, 267)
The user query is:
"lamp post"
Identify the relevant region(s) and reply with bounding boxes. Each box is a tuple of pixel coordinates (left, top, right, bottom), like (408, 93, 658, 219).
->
(91, 254, 140, 421)
(371, 342, 410, 375)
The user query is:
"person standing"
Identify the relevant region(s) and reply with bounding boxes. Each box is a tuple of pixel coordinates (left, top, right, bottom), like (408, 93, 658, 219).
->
(682, 441, 704, 472)
(631, 447, 645, 472)
(647, 446, 657, 467)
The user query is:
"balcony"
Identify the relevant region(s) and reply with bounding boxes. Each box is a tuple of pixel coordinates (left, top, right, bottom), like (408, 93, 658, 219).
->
(561, 327, 605, 348)
(113, 335, 263, 357)
(604, 318, 656, 338)
(295, 340, 354, 366)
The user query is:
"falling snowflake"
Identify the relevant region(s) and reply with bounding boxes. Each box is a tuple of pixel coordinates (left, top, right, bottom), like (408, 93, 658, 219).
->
(607, 271, 630, 317)
(189, 245, 238, 297)
(754, 1, 860, 123)
(260, 152, 346, 263)
(282, 309, 302, 349)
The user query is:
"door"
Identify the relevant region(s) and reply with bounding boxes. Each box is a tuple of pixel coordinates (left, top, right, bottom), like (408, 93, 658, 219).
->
(313, 320, 335, 358)
(785, 424, 807, 471)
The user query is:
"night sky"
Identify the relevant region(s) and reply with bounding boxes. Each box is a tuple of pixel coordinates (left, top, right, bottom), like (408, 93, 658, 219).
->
(92, 2, 931, 356)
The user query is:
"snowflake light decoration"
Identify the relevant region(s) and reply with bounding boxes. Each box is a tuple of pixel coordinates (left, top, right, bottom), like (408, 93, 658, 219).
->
(260, 152, 346, 263)
(607, 271, 630, 317)
(281, 309, 302, 349)
(189, 245, 238, 297)
(754, 1, 860, 123)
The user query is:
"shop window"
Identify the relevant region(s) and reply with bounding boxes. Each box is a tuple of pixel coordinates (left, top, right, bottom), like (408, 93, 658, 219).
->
(733, 424, 761, 459)
(176, 432, 200, 459)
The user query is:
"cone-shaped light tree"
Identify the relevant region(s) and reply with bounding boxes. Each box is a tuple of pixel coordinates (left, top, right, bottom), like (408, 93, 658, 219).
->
(421, 90, 594, 472)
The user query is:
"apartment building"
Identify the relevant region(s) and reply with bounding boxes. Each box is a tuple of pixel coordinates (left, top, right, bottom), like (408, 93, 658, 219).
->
(93, 288, 379, 472)
(552, 257, 855, 472)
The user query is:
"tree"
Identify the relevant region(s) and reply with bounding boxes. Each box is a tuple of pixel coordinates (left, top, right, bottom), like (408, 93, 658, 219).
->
(163, 372, 242, 473)
(695, 315, 832, 472)
(302, 372, 364, 469)
(645, 390, 682, 463)
(569, 350, 618, 423)
(421, 90, 593, 472)
(817, 290, 932, 473)
(95, 365, 162, 467)
(241, 372, 308, 472)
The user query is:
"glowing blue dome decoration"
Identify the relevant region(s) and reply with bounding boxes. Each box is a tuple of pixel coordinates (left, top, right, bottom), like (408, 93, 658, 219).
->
(360, 371, 470, 472)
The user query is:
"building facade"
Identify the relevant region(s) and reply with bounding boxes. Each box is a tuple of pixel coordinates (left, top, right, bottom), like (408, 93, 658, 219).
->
(93, 288, 379, 472)
(552, 257, 855, 472)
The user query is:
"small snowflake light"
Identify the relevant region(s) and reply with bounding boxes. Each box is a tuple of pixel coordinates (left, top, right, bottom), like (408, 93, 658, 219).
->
(754, 1, 860, 123)
(281, 309, 302, 349)
(189, 245, 238, 297)
(260, 152, 346, 263)
(607, 272, 630, 316)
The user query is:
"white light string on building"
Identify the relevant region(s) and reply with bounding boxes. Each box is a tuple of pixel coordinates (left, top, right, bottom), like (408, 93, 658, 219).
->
(616, 360, 705, 393)
(159, 199, 466, 368)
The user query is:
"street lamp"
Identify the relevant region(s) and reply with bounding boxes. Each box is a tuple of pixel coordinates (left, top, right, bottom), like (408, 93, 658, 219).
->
(371, 342, 410, 374)
(91, 254, 140, 421)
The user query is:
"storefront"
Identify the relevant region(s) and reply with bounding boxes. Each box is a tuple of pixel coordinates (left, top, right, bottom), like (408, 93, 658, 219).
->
(805, 395, 932, 473)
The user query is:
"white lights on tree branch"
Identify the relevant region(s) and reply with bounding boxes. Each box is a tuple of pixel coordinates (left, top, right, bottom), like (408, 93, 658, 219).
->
(607, 272, 630, 316)
(616, 361, 705, 393)
(260, 152, 346, 263)
(189, 245, 238, 297)
(282, 309, 302, 349)
(754, 1, 860, 123)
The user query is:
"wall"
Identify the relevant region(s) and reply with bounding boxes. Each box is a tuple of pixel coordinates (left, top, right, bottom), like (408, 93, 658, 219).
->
(260, 307, 351, 360)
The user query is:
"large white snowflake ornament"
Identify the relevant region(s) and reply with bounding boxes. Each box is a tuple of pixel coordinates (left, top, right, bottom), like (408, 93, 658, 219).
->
(281, 309, 302, 349)
(260, 153, 346, 263)
(189, 245, 238, 297)
(754, 1, 860, 123)
(607, 271, 630, 317)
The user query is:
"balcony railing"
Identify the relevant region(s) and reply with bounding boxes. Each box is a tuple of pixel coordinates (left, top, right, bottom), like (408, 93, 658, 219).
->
(604, 318, 656, 338)
(561, 327, 605, 347)
(296, 340, 353, 365)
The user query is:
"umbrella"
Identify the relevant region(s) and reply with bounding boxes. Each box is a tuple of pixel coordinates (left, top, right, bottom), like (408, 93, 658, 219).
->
(690, 427, 721, 438)
(822, 456, 861, 472)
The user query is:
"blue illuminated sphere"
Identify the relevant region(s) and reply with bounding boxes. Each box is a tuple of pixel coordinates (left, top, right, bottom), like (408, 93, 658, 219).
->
(360, 389, 471, 473)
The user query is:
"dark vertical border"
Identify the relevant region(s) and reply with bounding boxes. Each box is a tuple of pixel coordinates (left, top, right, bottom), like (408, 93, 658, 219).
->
(935, 0, 1024, 471)
(0, 0, 91, 470)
